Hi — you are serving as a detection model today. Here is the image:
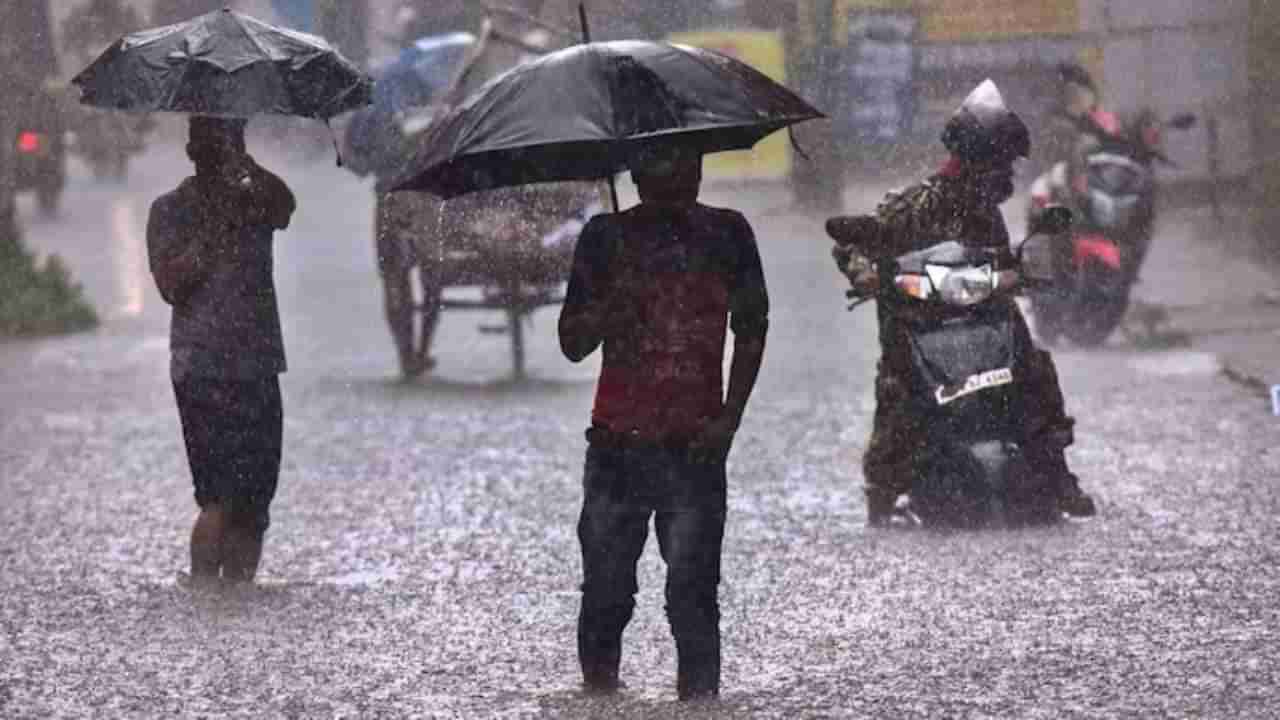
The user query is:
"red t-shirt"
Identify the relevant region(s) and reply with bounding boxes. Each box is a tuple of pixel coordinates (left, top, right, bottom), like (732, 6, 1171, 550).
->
(562, 203, 769, 442)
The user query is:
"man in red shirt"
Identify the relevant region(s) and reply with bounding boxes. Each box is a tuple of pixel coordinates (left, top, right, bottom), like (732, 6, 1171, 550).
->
(559, 145, 769, 701)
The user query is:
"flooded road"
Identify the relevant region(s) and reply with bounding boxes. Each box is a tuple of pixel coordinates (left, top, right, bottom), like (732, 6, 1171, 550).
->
(2, 142, 1278, 718)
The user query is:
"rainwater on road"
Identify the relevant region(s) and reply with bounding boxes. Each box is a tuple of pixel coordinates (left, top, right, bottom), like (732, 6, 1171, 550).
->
(1, 139, 1277, 718)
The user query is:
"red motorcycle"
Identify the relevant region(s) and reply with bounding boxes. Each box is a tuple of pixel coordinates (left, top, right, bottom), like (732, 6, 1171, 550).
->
(1027, 108, 1196, 346)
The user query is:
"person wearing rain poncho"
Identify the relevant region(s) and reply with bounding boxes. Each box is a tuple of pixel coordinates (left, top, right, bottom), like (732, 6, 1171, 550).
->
(827, 80, 1097, 525)
(559, 145, 769, 701)
(146, 117, 296, 588)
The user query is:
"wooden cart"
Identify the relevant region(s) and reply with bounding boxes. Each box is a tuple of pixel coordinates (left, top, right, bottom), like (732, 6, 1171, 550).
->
(371, 11, 604, 379)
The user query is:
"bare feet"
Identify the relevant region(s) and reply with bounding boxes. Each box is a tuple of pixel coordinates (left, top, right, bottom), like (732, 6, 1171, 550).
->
(401, 355, 436, 380)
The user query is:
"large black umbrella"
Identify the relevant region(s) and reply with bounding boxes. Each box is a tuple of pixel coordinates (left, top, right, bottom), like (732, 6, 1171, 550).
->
(70, 8, 372, 120)
(381, 40, 822, 197)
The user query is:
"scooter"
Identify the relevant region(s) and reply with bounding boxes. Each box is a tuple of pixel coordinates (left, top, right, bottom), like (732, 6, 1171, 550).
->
(1028, 110, 1196, 346)
(831, 206, 1074, 528)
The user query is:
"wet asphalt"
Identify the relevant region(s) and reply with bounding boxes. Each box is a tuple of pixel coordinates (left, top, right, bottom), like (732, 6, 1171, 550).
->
(1, 143, 1277, 718)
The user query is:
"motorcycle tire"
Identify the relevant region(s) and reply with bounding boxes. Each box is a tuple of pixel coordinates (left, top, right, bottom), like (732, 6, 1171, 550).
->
(1061, 260, 1131, 348)
(1028, 292, 1066, 346)
(1062, 292, 1128, 347)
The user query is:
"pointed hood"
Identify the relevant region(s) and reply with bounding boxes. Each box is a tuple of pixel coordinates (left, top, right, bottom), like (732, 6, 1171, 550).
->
(941, 79, 1030, 163)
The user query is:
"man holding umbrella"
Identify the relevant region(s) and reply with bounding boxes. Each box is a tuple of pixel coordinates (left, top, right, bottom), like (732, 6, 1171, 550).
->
(147, 117, 295, 587)
(382, 36, 816, 697)
(559, 144, 769, 700)
(74, 9, 372, 587)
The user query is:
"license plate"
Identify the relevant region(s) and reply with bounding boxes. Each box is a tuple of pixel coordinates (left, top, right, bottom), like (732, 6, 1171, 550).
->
(936, 367, 1014, 406)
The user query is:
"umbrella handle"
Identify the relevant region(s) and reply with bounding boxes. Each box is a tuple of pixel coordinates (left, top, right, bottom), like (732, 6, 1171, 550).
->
(325, 118, 344, 167)
(788, 127, 813, 163)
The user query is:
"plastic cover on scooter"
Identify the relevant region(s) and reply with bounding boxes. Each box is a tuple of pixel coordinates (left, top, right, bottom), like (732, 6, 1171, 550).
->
(1085, 153, 1150, 229)
(912, 438, 1056, 528)
(905, 311, 1018, 430)
(912, 439, 1010, 528)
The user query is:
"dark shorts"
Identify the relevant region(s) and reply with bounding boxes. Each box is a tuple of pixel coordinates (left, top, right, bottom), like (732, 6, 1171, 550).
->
(173, 376, 282, 534)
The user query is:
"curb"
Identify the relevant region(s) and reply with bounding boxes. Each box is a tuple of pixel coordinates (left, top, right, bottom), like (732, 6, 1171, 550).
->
(1219, 357, 1270, 394)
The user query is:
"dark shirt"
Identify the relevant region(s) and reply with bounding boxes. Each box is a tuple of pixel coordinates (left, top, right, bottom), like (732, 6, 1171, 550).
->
(871, 174, 1012, 257)
(858, 175, 1017, 365)
(147, 164, 295, 381)
(564, 203, 768, 441)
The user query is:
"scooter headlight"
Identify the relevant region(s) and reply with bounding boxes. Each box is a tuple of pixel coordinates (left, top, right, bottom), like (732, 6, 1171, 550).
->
(934, 264, 996, 306)
(893, 273, 933, 301)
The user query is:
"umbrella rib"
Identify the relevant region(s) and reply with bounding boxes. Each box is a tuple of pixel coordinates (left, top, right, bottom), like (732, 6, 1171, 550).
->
(668, 45, 767, 117)
(448, 62, 539, 150)
(591, 43, 620, 140)
(460, 120, 784, 155)
(315, 81, 364, 120)
(668, 44, 820, 119)
(162, 55, 197, 115)
(232, 13, 278, 64)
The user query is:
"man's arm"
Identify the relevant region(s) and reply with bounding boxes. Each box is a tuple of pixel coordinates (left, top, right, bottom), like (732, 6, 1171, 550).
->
(558, 215, 620, 362)
(826, 214, 883, 293)
(146, 195, 217, 307)
(240, 165, 296, 231)
(826, 185, 935, 271)
(724, 215, 769, 426)
(694, 214, 769, 458)
(723, 332, 765, 427)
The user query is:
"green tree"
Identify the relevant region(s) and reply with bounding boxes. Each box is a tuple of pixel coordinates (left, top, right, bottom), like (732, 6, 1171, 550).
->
(0, 9, 99, 338)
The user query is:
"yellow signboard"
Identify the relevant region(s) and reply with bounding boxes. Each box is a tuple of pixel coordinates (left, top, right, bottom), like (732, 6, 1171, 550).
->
(833, 0, 1079, 43)
(668, 30, 792, 180)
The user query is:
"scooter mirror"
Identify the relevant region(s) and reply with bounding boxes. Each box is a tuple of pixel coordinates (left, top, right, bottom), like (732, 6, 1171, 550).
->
(1168, 113, 1197, 131)
(1028, 205, 1073, 237)
(1017, 233, 1058, 285)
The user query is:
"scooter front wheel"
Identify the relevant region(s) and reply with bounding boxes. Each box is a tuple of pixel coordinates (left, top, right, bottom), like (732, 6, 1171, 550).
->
(1062, 292, 1128, 347)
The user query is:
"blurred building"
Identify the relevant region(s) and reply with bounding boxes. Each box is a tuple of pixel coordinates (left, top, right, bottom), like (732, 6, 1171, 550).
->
(765, 1, 1252, 194)
(1250, 0, 1280, 262)
(0, 1, 61, 84)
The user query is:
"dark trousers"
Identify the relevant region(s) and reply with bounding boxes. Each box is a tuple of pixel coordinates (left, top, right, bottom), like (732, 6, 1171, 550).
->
(577, 442, 726, 698)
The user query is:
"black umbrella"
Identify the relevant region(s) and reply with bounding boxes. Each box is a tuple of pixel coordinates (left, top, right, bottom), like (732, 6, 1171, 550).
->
(381, 40, 823, 198)
(71, 8, 372, 120)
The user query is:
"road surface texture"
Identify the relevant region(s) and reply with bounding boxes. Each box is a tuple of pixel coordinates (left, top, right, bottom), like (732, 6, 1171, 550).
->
(2, 140, 1278, 718)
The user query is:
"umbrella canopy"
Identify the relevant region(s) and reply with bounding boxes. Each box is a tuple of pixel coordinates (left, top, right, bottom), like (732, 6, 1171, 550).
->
(374, 33, 476, 116)
(343, 33, 476, 178)
(71, 8, 372, 119)
(382, 40, 823, 197)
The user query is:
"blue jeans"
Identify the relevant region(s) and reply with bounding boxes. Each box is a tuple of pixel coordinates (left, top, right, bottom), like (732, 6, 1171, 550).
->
(577, 442, 726, 698)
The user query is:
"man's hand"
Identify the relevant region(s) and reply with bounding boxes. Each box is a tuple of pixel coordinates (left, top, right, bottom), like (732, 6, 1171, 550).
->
(848, 265, 879, 298)
(825, 214, 881, 251)
(832, 245, 879, 298)
(689, 411, 740, 464)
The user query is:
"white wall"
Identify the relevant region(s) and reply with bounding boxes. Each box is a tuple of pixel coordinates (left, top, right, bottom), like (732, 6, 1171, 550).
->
(1079, 0, 1252, 180)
